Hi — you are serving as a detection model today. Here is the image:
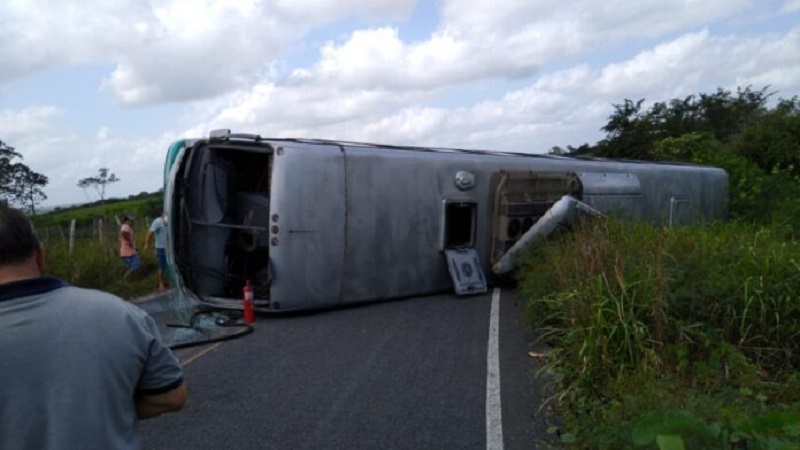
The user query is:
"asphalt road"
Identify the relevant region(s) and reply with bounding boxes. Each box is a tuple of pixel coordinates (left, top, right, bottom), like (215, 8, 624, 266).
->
(138, 288, 557, 450)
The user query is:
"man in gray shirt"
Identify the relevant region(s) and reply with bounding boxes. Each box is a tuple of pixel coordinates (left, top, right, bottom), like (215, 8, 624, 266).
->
(0, 204, 187, 449)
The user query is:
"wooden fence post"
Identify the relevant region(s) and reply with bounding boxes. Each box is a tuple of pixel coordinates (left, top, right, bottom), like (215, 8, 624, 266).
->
(68, 220, 76, 256)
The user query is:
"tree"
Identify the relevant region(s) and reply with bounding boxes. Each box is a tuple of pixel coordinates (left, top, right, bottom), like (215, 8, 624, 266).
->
(733, 96, 800, 177)
(589, 86, 774, 161)
(0, 140, 49, 214)
(0, 140, 21, 191)
(8, 165, 48, 214)
(78, 168, 120, 202)
(557, 86, 800, 225)
(596, 98, 655, 159)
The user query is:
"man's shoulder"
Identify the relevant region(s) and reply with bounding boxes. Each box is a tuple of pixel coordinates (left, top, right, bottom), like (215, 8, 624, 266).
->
(60, 284, 120, 298)
(55, 286, 146, 317)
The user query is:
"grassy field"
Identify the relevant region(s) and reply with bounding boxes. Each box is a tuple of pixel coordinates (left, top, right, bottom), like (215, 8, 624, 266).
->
(517, 218, 800, 449)
(32, 192, 162, 229)
(41, 223, 165, 300)
(34, 194, 165, 300)
(42, 228, 164, 300)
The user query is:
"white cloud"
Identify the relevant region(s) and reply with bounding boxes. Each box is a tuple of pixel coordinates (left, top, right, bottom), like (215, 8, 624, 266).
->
(783, 0, 800, 12)
(594, 30, 713, 97)
(0, 0, 758, 106)
(45, 132, 177, 206)
(731, 26, 800, 91)
(439, 0, 753, 69)
(440, 0, 751, 40)
(0, 0, 417, 104)
(594, 26, 800, 100)
(190, 79, 428, 138)
(184, 24, 800, 155)
(96, 127, 110, 141)
(293, 26, 524, 90)
(273, 0, 414, 23)
(99, 1, 297, 105)
(282, 0, 759, 95)
(0, 105, 173, 207)
(0, 106, 64, 141)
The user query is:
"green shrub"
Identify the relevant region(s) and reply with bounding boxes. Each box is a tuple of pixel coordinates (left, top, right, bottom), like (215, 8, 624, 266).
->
(518, 218, 800, 449)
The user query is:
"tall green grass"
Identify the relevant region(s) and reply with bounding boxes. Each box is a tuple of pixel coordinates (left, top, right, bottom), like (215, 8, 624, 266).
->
(517, 219, 800, 449)
(40, 223, 163, 300)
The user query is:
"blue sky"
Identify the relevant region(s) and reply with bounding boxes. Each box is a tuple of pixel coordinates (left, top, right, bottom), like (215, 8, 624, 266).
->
(1, 0, 798, 207)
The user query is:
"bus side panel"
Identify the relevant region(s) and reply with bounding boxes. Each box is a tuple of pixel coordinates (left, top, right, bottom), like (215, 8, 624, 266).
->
(339, 148, 453, 302)
(338, 148, 547, 302)
(620, 165, 728, 226)
(269, 143, 346, 310)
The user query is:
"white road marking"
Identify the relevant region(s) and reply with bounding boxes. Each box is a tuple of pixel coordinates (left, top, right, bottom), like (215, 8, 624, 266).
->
(487, 287, 504, 450)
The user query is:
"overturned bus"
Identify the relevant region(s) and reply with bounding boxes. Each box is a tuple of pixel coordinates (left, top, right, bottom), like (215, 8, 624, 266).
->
(163, 130, 728, 312)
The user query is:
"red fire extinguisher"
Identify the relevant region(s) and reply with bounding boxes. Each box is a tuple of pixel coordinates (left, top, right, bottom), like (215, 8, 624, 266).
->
(243, 279, 255, 325)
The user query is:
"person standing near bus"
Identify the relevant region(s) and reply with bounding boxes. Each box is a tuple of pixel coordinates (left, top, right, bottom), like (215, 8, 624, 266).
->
(120, 214, 139, 279)
(144, 211, 169, 291)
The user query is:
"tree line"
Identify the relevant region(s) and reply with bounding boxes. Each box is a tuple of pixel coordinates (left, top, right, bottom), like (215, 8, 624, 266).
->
(551, 86, 800, 227)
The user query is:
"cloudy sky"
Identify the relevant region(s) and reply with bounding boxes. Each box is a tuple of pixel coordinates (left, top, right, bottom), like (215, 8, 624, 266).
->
(1, 0, 798, 207)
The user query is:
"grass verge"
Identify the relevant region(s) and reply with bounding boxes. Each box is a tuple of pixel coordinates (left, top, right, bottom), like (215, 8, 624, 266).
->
(517, 218, 800, 449)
